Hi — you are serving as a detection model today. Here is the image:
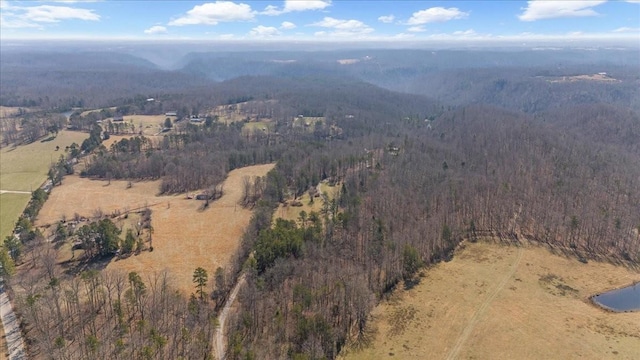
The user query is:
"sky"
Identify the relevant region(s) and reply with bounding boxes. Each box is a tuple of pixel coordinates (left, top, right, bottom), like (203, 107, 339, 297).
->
(1, 0, 639, 43)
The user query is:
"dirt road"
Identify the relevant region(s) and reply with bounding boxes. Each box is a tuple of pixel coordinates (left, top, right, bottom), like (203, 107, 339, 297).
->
(215, 274, 246, 360)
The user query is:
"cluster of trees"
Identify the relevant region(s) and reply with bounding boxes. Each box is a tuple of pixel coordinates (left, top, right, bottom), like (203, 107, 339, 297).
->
(221, 101, 640, 358)
(1, 112, 66, 146)
(1, 189, 49, 276)
(16, 270, 217, 359)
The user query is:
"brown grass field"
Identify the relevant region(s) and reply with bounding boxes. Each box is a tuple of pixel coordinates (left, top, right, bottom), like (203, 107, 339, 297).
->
(35, 163, 274, 295)
(273, 182, 338, 224)
(342, 240, 640, 360)
(0, 106, 24, 118)
(241, 120, 276, 138)
(109, 115, 166, 136)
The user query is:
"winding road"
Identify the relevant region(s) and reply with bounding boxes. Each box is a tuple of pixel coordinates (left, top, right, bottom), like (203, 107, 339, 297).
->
(445, 246, 524, 360)
(214, 274, 246, 360)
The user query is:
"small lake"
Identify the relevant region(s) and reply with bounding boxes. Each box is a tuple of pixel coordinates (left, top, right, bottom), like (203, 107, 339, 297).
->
(592, 283, 640, 312)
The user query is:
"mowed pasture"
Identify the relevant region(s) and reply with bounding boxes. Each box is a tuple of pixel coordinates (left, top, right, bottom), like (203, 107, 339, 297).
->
(241, 120, 275, 136)
(36, 163, 275, 295)
(343, 241, 640, 360)
(113, 115, 167, 136)
(0, 193, 31, 242)
(0, 130, 88, 239)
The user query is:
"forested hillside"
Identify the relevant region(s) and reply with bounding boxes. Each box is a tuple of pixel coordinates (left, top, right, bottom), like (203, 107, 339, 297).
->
(1, 46, 638, 359)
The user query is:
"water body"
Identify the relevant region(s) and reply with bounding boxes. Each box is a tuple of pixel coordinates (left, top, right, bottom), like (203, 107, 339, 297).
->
(592, 283, 640, 312)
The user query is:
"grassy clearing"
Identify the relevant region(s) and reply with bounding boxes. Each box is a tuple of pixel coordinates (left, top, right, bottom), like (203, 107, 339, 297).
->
(80, 107, 116, 117)
(241, 120, 275, 135)
(116, 115, 166, 136)
(35, 163, 275, 295)
(0, 130, 88, 191)
(0, 193, 31, 241)
(294, 116, 325, 128)
(273, 181, 339, 225)
(342, 241, 640, 360)
(0, 130, 88, 239)
(0, 106, 24, 118)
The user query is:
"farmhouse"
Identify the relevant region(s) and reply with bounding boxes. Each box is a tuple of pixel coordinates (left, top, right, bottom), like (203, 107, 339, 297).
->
(165, 111, 178, 117)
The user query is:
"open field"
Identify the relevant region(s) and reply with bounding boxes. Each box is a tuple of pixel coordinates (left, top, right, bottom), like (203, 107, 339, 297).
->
(0, 107, 24, 118)
(109, 115, 167, 136)
(342, 241, 640, 360)
(80, 107, 116, 117)
(0, 130, 88, 239)
(273, 181, 338, 224)
(0, 130, 88, 191)
(0, 193, 31, 241)
(35, 163, 275, 295)
(128, 115, 163, 136)
(241, 120, 275, 135)
(209, 100, 279, 124)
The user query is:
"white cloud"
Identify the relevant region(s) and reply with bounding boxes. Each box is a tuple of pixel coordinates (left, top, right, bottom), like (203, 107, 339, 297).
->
(0, 2, 100, 28)
(626, 0, 640, 3)
(453, 29, 476, 36)
(169, 1, 255, 26)
(284, 0, 330, 12)
(249, 25, 280, 37)
(407, 7, 469, 25)
(518, 1, 606, 21)
(24, 5, 99, 22)
(407, 26, 426, 33)
(262, 0, 331, 16)
(144, 25, 167, 35)
(38, 0, 102, 3)
(613, 26, 640, 32)
(280, 21, 296, 29)
(311, 16, 374, 36)
(378, 15, 395, 23)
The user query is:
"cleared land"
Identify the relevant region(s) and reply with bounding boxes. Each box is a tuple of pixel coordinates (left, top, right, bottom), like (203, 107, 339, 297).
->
(241, 120, 275, 136)
(0, 107, 24, 118)
(0, 130, 88, 239)
(343, 241, 640, 360)
(35, 163, 274, 295)
(0, 130, 88, 191)
(273, 181, 338, 224)
(0, 193, 31, 242)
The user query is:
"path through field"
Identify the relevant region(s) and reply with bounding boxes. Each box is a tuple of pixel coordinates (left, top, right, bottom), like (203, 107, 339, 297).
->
(0, 190, 31, 195)
(446, 245, 523, 360)
(215, 274, 246, 360)
(0, 279, 25, 360)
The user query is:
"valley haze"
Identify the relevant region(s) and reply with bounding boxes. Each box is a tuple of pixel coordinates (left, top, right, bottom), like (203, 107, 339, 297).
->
(0, 1, 639, 359)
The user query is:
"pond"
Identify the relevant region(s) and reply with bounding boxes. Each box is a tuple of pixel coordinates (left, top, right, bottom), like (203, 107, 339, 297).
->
(591, 282, 640, 312)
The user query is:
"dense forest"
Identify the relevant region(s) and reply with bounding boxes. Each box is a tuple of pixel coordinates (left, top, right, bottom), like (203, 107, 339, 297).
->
(1, 46, 639, 359)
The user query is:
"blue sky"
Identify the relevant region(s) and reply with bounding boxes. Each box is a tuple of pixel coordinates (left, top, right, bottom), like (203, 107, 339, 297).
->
(1, 1, 639, 42)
